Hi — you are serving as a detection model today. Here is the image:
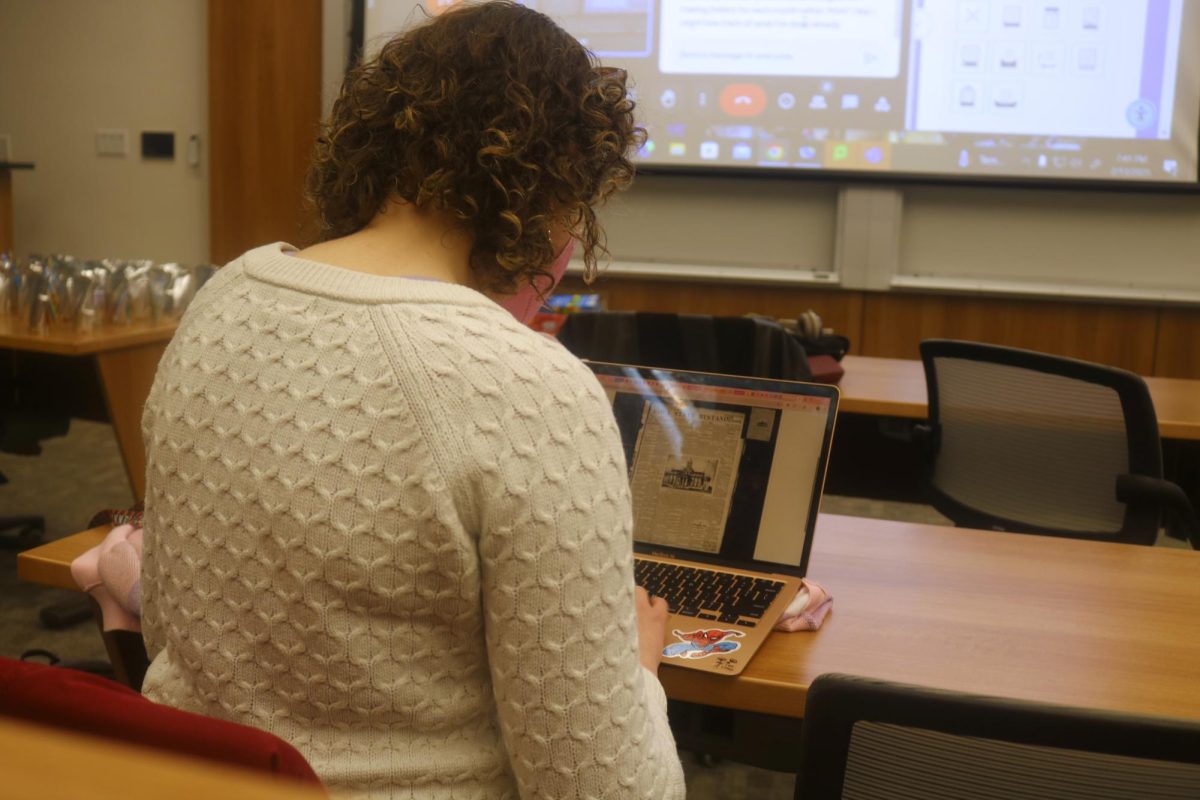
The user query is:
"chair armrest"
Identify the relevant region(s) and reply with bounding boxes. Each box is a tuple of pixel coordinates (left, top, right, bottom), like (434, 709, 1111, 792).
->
(1115, 474, 1200, 550)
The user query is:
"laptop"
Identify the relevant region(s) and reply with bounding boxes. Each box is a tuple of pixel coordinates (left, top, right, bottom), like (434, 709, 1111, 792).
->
(587, 361, 839, 676)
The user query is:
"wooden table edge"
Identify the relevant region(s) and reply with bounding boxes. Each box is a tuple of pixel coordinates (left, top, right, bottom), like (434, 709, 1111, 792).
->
(837, 398, 925, 419)
(17, 526, 108, 591)
(0, 717, 327, 800)
(1158, 420, 1194, 441)
(659, 670, 810, 719)
(0, 325, 178, 355)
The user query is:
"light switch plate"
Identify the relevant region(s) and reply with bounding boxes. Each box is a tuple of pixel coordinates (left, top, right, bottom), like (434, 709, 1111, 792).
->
(95, 129, 129, 157)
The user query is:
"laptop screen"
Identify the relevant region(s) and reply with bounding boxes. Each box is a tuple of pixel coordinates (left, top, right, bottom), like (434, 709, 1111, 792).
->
(588, 362, 839, 578)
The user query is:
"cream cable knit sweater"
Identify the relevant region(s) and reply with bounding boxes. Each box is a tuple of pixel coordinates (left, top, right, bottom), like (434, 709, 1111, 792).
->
(140, 243, 686, 799)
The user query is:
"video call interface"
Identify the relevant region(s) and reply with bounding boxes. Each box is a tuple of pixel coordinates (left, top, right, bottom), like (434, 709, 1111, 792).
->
(593, 369, 833, 571)
(365, 1, 1200, 184)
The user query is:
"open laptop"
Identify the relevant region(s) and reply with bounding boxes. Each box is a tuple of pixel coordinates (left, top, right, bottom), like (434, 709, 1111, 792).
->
(587, 361, 839, 676)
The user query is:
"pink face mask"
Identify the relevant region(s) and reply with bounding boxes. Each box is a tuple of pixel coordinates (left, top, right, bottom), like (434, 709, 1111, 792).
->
(500, 239, 576, 324)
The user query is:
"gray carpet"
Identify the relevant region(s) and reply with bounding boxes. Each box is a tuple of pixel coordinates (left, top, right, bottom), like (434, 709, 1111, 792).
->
(1, 420, 131, 666)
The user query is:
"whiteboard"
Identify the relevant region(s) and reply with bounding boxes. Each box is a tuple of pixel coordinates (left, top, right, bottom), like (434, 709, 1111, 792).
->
(898, 185, 1200, 301)
(597, 174, 839, 280)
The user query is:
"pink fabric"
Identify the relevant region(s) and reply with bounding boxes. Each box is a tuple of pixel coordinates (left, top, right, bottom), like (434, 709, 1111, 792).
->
(773, 579, 833, 632)
(499, 239, 575, 323)
(70, 524, 143, 632)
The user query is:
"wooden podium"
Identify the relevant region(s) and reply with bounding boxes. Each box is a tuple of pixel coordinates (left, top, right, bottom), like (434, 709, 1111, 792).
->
(0, 161, 34, 254)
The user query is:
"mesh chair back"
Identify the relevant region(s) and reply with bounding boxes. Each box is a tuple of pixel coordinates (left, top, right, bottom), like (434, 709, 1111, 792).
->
(843, 721, 1200, 800)
(920, 340, 1163, 543)
(799, 674, 1200, 800)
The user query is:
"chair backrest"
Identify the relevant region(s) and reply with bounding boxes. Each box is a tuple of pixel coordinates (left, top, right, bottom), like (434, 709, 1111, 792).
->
(0, 656, 323, 788)
(557, 311, 813, 381)
(919, 339, 1163, 544)
(799, 673, 1200, 800)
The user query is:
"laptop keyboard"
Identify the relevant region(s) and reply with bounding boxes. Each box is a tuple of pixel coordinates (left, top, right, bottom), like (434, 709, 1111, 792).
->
(634, 559, 786, 628)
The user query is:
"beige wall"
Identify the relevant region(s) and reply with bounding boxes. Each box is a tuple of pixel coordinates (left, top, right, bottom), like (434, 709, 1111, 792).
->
(322, 0, 353, 118)
(597, 175, 839, 275)
(0, 0, 208, 264)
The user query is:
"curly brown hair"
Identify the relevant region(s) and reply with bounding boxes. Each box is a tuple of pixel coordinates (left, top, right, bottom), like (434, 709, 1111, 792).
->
(306, 1, 642, 294)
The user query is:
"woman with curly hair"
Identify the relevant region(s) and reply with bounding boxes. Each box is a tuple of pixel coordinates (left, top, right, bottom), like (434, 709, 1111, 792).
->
(138, 2, 686, 797)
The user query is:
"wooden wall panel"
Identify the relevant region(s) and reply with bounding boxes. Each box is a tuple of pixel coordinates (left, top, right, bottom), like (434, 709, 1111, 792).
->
(558, 278, 1196, 376)
(860, 293, 1160, 374)
(208, 0, 322, 265)
(559, 277, 866, 345)
(1155, 307, 1200, 378)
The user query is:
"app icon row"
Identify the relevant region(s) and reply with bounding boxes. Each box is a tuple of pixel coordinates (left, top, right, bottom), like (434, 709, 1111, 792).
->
(658, 86, 894, 117)
(641, 140, 888, 166)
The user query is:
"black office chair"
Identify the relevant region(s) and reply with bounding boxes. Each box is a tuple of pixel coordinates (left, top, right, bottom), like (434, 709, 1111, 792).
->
(556, 311, 813, 382)
(917, 339, 1199, 548)
(798, 673, 1200, 800)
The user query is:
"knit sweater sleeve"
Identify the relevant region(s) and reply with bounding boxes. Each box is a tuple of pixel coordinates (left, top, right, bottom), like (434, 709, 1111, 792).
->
(375, 304, 686, 800)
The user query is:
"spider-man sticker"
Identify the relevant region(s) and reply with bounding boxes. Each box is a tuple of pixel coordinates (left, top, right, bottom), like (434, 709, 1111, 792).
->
(662, 628, 745, 659)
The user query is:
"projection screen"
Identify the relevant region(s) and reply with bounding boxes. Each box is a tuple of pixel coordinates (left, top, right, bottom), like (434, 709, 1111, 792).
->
(360, 0, 1200, 187)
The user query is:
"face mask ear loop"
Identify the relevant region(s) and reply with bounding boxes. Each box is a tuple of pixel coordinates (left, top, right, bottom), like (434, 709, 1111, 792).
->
(499, 235, 576, 324)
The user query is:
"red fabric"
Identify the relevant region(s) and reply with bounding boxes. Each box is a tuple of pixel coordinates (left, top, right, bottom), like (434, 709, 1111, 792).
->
(0, 656, 322, 788)
(808, 355, 845, 384)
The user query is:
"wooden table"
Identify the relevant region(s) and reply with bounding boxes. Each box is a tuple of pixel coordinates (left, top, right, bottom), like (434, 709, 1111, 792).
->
(21, 514, 1200, 723)
(0, 717, 325, 800)
(662, 514, 1200, 721)
(838, 354, 1200, 441)
(1, 315, 178, 499)
(17, 524, 108, 590)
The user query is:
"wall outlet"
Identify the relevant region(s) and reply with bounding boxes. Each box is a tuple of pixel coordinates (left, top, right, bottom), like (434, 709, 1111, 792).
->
(95, 129, 129, 157)
(0, 134, 11, 162)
